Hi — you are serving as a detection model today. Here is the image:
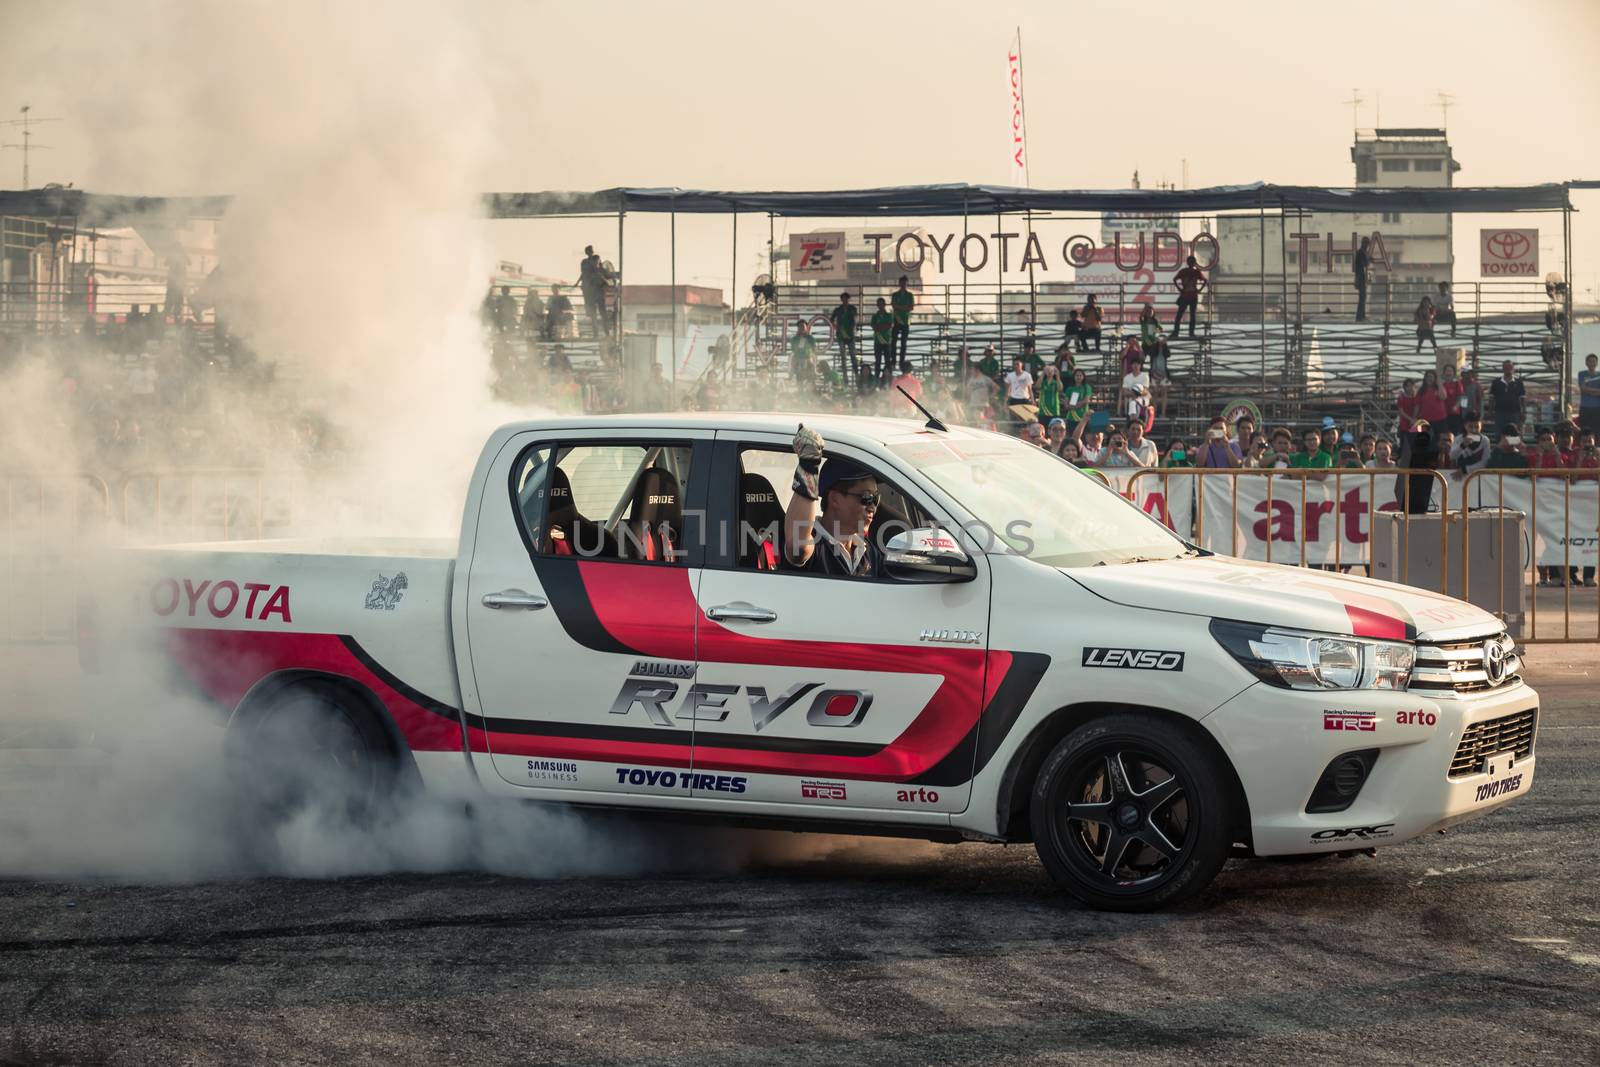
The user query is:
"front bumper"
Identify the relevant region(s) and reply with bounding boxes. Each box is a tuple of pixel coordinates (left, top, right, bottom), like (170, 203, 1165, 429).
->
(1203, 676, 1539, 856)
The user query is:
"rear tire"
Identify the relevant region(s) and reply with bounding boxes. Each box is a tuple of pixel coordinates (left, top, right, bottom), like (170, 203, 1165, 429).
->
(225, 685, 397, 828)
(1030, 712, 1233, 912)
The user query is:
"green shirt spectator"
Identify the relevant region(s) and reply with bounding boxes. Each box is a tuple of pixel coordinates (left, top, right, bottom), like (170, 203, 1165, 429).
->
(829, 300, 857, 341)
(891, 287, 915, 326)
(790, 331, 816, 367)
(1289, 449, 1334, 469)
(1063, 377, 1093, 424)
(977, 348, 1001, 380)
(871, 310, 894, 345)
(1037, 375, 1063, 418)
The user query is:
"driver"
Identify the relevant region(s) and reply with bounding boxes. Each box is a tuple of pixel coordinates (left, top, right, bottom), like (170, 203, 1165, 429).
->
(783, 424, 881, 578)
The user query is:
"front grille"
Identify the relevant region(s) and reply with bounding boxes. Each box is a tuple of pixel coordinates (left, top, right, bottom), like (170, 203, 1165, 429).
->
(1409, 632, 1521, 693)
(1449, 709, 1538, 778)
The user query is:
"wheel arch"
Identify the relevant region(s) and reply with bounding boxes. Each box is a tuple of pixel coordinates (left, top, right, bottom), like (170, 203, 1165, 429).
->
(993, 701, 1251, 846)
(230, 669, 421, 789)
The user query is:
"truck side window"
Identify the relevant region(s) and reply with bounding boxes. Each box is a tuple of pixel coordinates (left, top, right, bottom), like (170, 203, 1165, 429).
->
(733, 447, 929, 577)
(512, 441, 694, 564)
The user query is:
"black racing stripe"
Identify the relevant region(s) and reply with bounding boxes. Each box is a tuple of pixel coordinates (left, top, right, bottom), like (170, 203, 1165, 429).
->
(530, 556, 641, 656)
(479, 716, 884, 758)
(909, 651, 1052, 787)
(340, 635, 460, 721)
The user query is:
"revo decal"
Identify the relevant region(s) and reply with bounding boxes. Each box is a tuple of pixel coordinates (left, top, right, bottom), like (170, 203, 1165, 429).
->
(1081, 647, 1184, 671)
(151, 578, 292, 623)
(608, 667, 873, 731)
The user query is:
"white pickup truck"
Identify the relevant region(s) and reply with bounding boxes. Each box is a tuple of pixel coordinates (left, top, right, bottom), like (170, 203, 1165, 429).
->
(113, 412, 1538, 910)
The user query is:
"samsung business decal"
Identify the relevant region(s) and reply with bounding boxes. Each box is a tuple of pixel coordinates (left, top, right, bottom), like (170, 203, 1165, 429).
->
(1479, 228, 1538, 277)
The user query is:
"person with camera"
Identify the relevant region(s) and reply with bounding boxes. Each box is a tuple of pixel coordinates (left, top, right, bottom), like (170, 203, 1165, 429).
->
(1097, 428, 1146, 469)
(1450, 413, 1492, 475)
(1194, 415, 1241, 468)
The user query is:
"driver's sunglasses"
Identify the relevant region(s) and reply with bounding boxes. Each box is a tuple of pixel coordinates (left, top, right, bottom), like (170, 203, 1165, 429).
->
(840, 490, 881, 507)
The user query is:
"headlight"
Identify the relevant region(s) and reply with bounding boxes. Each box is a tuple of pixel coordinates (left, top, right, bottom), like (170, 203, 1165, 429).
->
(1210, 619, 1414, 691)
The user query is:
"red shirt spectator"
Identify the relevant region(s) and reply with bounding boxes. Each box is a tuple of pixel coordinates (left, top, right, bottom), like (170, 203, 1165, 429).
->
(1397, 380, 1422, 433)
(1417, 371, 1448, 425)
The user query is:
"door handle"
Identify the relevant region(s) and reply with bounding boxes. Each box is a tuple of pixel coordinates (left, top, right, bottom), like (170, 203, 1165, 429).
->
(481, 589, 548, 610)
(706, 602, 777, 623)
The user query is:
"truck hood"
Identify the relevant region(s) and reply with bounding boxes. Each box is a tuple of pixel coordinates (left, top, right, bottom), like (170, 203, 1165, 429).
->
(1065, 556, 1501, 643)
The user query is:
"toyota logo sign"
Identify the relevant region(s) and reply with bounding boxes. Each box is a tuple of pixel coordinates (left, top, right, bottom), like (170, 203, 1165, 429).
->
(1482, 637, 1509, 686)
(1480, 228, 1538, 276)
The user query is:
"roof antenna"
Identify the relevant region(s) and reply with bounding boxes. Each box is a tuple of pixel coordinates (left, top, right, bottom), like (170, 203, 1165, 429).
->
(899, 385, 948, 432)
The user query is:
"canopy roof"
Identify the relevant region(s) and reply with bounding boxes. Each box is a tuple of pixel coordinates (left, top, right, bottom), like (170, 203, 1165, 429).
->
(0, 181, 1577, 225)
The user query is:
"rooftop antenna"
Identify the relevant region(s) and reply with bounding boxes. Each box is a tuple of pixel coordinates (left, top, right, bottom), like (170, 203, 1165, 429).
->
(1344, 89, 1364, 136)
(898, 385, 948, 432)
(0, 104, 61, 188)
(1435, 90, 1455, 130)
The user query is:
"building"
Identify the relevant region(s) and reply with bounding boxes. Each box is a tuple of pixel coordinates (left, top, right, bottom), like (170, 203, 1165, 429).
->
(1213, 128, 1460, 317)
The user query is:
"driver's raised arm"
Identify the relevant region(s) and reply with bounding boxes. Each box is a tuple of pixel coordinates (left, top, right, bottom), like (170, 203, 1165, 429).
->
(784, 424, 825, 566)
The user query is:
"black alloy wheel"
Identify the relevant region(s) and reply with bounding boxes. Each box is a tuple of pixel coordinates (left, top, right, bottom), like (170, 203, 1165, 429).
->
(1031, 712, 1233, 911)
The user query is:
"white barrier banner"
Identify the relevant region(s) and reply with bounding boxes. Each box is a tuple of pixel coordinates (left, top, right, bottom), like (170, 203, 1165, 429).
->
(1103, 468, 1195, 536)
(1464, 476, 1600, 567)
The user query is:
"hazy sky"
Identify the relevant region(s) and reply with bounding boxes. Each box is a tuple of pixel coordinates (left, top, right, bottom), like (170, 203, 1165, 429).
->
(5, 0, 1598, 299)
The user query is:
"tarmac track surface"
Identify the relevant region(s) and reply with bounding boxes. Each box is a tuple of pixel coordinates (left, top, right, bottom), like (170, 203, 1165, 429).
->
(0, 648, 1596, 1066)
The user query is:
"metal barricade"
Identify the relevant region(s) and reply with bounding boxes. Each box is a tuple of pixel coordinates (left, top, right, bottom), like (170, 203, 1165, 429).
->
(118, 469, 292, 543)
(1121, 467, 1451, 593)
(1, 473, 112, 642)
(1461, 469, 1599, 643)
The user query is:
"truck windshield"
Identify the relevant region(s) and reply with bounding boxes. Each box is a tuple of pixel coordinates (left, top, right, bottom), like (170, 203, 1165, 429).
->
(888, 436, 1190, 568)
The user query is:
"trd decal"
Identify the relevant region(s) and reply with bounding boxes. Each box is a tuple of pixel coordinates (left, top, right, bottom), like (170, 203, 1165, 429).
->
(1081, 647, 1184, 671)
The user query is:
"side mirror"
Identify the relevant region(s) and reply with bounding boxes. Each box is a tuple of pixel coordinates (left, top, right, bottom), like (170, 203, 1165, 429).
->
(883, 528, 977, 583)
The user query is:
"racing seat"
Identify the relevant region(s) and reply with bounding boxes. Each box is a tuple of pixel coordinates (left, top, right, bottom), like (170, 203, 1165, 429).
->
(545, 467, 614, 558)
(738, 472, 784, 570)
(623, 467, 682, 562)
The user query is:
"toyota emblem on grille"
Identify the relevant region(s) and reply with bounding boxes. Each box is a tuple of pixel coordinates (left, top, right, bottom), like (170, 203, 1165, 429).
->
(1483, 638, 1508, 685)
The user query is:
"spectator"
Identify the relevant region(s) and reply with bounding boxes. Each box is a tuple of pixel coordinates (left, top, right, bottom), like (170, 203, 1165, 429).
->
(1413, 296, 1437, 352)
(1036, 363, 1063, 424)
(520, 287, 545, 340)
(1357, 432, 1377, 465)
(1368, 439, 1397, 469)
(865, 298, 894, 386)
(546, 285, 575, 339)
(1434, 429, 1456, 458)
(1397, 378, 1422, 433)
(1440, 363, 1466, 433)
(645, 361, 671, 410)
(1063, 368, 1093, 437)
(1060, 439, 1084, 465)
(1337, 433, 1364, 469)
(1556, 422, 1578, 467)
(1003, 357, 1035, 414)
(1079, 427, 1105, 465)
(1459, 368, 1485, 423)
(1243, 432, 1270, 468)
(1530, 429, 1564, 470)
(1053, 340, 1076, 377)
(1449, 414, 1490, 474)
(492, 286, 519, 335)
(1490, 361, 1526, 429)
(1126, 420, 1159, 467)
(977, 344, 1001, 382)
(1434, 282, 1456, 337)
(1265, 427, 1296, 469)
(890, 276, 915, 361)
(1120, 335, 1144, 378)
(1230, 415, 1258, 462)
(1021, 421, 1047, 447)
(1023, 338, 1046, 380)
(1291, 428, 1334, 469)
(789, 319, 817, 390)
(888, 361, 922, 414)
(829, 291, 859, 390)
(1354, 236, 1371, 321)
(1081, 295, 1104, 351)
(964, 360, 996, 420)
(1577, 353, 1600, 436)
(1319, 417, 1340, 457)
(1065, 308, 1087, 353)
(1120, 352, 1151, 426)
(1046, 417, 1069, 455)
(1098, 429, 1144, 469)
(1172, 255, 1206, 338)
(1194, 416, 1241, 468)
(1417, 369, 1449, 428)
(1164, 438, 1193, 467)
(1485, 423, 1529, 471)
(1138, 304, 1160, 355)
(580, 246, 610, 335)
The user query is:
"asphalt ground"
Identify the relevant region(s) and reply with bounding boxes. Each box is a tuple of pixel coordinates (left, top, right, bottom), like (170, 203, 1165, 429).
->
(0, 644, 1595, 1066)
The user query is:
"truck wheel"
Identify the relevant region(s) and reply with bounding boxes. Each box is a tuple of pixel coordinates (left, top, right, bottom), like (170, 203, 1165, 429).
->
(227, 685, 397, 827)
(1030, 712, 1233, 912)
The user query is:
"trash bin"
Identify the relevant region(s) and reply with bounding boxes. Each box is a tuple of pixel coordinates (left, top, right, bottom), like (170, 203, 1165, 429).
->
(1370, 508, 1526, 636)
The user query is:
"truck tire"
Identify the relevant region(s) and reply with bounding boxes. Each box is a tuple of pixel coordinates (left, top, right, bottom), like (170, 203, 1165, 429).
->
(226, 684, 398, 828)
(1030, 712, 1233, 912)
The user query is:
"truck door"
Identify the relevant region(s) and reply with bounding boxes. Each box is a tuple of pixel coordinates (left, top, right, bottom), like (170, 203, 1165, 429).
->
(461, 430, 711, 795)
(685, 435, 996, 817)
